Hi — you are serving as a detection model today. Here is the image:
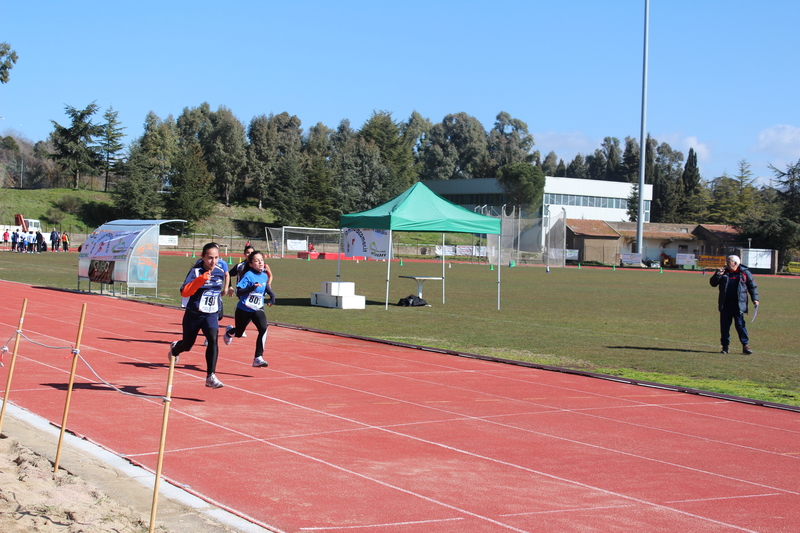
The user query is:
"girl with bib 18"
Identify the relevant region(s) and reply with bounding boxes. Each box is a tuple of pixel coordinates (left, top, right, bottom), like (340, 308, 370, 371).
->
(167, 242, 227, 388)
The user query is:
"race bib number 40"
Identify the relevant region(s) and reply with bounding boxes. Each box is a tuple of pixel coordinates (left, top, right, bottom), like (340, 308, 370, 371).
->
(199, 290, 220, 313)
(245, 292, 263, 311)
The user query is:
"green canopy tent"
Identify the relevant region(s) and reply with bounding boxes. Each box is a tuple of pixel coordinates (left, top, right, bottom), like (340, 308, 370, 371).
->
(339, 182, 502, 309)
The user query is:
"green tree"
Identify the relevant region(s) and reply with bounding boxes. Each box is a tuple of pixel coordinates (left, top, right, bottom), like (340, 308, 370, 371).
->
(555, 159, 566, 177)
(677, 148, 706, 222)
(733, 159, 759, 217)
(706, 174, 740, 223)
(541, 151, 559, 177)
(98, 106, 126, 191)
(331, 135, 391, 215)
(739, 159, 800, 268)
(49, 102, 104, 189)
(621, 136, 640, 183)
(271, 154, 306, 225)
(360, 110, 416, 195)
(627, 183, 640, 222)
(301, 122, 336, 226)
(601, 137, 623, 181)
(167, 143, 215, 229)
(496, 162, 545, 210)
(418, 112, 489, 180)
(566, 154, 588, 179)
(650, 142, 684, 223)
(112, 138, 164, 219)
(487, 112, 535, 169)
(246, 114, 274, 210)
(585, 149, 607, 180)
(260, 112, 304, 218)
(0, 42, 18, 84)
(401, 110, 432, 167)
(138, 111, 179, 190)
(205, 106, 247, 205)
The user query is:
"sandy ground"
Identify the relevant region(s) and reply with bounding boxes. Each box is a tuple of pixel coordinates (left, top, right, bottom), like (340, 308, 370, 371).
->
(0, 411, 262, 533)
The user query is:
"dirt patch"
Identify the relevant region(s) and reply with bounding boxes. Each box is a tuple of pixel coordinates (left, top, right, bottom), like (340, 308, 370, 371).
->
(0, 436, 160, 532)
(0, 412, 260, 533)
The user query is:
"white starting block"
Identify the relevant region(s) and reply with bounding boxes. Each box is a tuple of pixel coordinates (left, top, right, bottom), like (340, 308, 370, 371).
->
(311, 281, 365, 309)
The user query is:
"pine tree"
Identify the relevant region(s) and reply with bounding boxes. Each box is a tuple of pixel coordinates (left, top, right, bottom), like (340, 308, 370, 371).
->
(99, 106, 126, 192)
(167, 143, 216, 229)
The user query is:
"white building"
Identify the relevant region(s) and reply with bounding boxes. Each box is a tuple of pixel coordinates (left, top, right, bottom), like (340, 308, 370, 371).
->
(422, 177, 653, 223)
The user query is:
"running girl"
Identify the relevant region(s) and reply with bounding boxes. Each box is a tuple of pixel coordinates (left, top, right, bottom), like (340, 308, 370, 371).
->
(222, 250, 276, 368)
(168, 242, 227, 388)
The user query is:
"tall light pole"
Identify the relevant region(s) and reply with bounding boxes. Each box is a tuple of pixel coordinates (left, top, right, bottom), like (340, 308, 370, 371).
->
(636, 0, 650, 255)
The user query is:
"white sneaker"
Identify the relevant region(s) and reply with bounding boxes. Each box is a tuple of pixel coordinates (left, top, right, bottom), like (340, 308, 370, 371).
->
(167, 341, 179, 363)
(252, 356, 268, 367)
(203, 338, 208, 346)
(223, 325, 234, 345)
(205, 374, 224, 388)
(241, 331, 248, 337)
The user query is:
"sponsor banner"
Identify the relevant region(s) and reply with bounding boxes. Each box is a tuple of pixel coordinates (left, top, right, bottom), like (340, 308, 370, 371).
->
(82, 229, 143, 261)
(343, 228, 390, 260)
(788, 262, 800, 274)
(435, 245, 487, 257)
(287, 239, 307, 252)
(697, 255, 726, 269)
(159, 235, 178, 246)
(566, 249, 579, 260)
(621, 253, 642, 265)
(676, 253, 696, 266)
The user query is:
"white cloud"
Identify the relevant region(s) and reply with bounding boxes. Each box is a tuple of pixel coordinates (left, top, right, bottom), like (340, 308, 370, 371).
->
(532, 130, 599, 161)
(753, 124, 800, 160)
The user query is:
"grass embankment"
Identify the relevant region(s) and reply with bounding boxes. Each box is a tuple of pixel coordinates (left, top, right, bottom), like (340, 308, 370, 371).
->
(1, 251, 798, 406)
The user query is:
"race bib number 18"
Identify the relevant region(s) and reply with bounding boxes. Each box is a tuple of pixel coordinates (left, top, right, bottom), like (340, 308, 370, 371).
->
(199, 290, 220, 313)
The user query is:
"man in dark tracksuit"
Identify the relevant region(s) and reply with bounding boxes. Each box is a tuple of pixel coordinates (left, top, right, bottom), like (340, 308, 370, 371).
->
(709, 255, 759, 354)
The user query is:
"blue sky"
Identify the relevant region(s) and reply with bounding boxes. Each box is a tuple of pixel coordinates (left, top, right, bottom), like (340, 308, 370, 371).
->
(2, 1, 798, 185)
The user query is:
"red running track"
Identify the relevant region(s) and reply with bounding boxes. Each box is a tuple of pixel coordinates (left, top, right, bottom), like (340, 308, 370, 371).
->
(1, 280, 799, 533)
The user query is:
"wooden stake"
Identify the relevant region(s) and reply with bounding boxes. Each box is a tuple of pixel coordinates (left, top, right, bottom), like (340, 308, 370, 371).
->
(54, 303, 87, 473)
(0, 299, 28, 436)
(149, 353, 177, 533)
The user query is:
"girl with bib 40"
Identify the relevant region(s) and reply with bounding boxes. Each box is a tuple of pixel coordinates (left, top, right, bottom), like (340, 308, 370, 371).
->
(168, 242, 227, 388)
(222, 250, 276, 368)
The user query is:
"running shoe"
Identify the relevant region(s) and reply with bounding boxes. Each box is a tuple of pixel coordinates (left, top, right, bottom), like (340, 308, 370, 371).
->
(167, 341, 179, 363)
(241, 331, 248, 337)
(205, 374, 224, 388)
(223, 325, 234, 345)
(742, 344, 753, 355)
(203, 338, 208, 346)
(252, 356, 268, 367)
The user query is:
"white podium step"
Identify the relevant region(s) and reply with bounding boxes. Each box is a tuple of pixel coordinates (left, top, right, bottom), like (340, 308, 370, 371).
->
(311, 293, 366, 309)
(321, 281, 355, 296)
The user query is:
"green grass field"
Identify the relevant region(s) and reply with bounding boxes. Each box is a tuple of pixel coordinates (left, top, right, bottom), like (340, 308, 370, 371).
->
(2, 250, 799, 405)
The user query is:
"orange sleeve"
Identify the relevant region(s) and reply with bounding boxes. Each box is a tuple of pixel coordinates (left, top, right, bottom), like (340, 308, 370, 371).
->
(181, 270, 211, 297)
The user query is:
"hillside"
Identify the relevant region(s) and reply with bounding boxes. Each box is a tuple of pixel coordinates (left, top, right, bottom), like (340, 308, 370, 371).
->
(0, 188, 278, 239)
(0, 188, 476, 246)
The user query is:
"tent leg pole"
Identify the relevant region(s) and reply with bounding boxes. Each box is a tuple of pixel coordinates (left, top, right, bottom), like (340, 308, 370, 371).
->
(385, 230, 392, 309)
(441, 233, 445, 304)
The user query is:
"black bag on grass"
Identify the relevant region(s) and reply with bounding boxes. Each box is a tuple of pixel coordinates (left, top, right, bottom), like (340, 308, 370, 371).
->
(397, 294, 427, 307)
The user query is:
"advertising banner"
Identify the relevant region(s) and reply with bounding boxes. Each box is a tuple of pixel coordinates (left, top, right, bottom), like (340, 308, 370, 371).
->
(287, 239, 307, 252)
(621, 253, 642, 264)
(343, 228, 390, 260)
(698, 255, 726, 269)
(81, 229, 144, 261)
(676, 253, 696, 266)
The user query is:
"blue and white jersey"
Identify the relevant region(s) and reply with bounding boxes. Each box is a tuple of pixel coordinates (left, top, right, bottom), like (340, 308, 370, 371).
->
(181, 261, 227, 313)
(236, 270, 275, 312)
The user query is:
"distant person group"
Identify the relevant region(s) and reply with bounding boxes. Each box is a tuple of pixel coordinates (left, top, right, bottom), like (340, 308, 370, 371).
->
(3, 228, 70, 252)
(167, 243, 276, 389)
